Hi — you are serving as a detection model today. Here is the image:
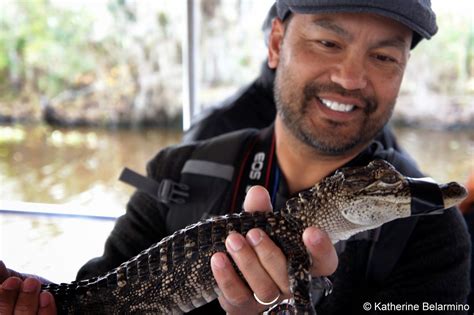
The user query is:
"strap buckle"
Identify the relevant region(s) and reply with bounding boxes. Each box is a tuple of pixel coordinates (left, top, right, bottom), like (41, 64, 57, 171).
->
(119, 167, 189, 205)
(157, 179, 189, 205)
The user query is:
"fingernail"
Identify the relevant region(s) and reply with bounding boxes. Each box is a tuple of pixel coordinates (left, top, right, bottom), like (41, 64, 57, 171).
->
(246, 229, 263, 247)
(40, 292, 51, 308)
(309, 229, 323, 246)
(2, 277, 21, 290)
(22, 278, 39, 293)
(226, 234, 244, 252)
(211, 255, 227, 270)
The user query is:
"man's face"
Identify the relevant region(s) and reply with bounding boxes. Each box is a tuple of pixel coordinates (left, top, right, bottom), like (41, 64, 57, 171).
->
(268, 12, 412, 156)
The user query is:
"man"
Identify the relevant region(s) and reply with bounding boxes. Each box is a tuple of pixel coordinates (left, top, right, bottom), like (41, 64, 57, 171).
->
(183, 3, 404, 157)
(0, 1, 470, 314)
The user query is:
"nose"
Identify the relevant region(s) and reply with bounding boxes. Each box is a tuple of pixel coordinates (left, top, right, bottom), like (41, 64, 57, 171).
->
(330, 55, 368, 90)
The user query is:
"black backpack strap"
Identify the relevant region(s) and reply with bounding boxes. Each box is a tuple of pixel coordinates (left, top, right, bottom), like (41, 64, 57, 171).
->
(119, 129, 258, 233)
(119, 168, 190, 205)
(118, 143, 197, 205)
(165, 129, 259, 231)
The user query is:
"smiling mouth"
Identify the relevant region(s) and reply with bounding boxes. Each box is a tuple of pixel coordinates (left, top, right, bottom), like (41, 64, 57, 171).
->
(318, 97, 355, 113)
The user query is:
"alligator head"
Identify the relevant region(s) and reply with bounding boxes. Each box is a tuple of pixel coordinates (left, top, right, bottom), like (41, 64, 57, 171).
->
(284, 159, 467, 242)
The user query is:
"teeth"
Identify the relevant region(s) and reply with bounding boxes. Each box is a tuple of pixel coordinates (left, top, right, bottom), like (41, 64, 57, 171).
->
(320, 98, 355, 112)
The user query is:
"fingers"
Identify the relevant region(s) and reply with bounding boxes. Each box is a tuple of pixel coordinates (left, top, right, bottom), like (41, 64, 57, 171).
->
(0, 277, 56, 315)
(242, 186, 286, 295)
(227, 232, 284, 299)
(0, 277, 21, 314)
(213, 227, 338, 312)
(211, 252, 255, 311)
(243, 186, 338, 276)
(213, 185, 338, 313)
(303, 227, 338, 276)
(243, 186, 273, 213)
(211, 229, 289, 314)
(38, 291, 57, 315)
(13, 277, 42, 314)
(244, 229, 290, 295)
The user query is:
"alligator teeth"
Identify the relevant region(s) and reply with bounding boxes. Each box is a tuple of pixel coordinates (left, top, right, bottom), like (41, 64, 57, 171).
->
(320, 98, 355, 112)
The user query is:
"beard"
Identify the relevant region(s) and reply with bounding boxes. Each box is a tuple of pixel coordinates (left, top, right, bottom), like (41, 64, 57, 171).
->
(274, 65, 394, 157)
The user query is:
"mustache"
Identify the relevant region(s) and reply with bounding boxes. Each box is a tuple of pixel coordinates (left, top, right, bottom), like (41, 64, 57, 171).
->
(303, 82, 377, 114)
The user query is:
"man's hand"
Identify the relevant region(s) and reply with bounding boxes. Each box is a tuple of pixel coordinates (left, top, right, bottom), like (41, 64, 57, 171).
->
(0, 261, 57, 314)
(210, 186, 338, 314)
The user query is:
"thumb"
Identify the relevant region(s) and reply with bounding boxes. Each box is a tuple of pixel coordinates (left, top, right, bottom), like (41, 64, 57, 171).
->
(303, 227, 338, 276)
(243, 185, 273, 213)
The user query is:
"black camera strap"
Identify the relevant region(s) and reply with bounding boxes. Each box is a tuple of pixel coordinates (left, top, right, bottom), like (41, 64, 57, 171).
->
(230, 125, 280, 212)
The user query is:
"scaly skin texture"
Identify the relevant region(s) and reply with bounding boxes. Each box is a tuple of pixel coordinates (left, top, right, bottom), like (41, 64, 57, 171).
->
(41, 160, 467, 314)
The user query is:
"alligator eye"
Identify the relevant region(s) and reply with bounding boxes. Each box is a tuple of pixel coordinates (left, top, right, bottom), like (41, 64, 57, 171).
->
(381, 174, 398, 184)
(345, 179, 369, 190)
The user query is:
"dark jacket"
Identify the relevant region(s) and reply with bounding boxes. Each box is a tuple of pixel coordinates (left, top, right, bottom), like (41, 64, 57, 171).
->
(183, 63, 276, 143)
(77, 128, 470, 314)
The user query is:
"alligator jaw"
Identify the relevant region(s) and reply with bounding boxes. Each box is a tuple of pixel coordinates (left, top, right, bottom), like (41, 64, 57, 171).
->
(408, 177, 467, 215)
(440, 182, 468, 209)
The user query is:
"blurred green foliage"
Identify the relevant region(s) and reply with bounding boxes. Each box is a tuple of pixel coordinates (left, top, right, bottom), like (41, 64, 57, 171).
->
(0, 0, 184, 126)
(0, 0, 471, 126)
(413, 12, 474, 94)
(0, 0, 96, 98)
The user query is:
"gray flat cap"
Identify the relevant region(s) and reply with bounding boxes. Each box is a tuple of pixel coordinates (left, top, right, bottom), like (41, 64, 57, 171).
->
(275, 0, 438, 48)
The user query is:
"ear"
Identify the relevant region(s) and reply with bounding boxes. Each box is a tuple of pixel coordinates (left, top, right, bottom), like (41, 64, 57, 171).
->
(268, 18, 285, 69)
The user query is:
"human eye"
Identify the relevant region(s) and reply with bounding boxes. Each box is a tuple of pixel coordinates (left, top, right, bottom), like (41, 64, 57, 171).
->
(317, 40, 339, 49)
(313, 39, 340, 51)
(371, 51, 406, 73)
(374, 54, 398, 63)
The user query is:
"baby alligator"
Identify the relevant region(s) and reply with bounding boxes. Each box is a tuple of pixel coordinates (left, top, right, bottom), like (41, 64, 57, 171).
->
(41, 160, 467, 314)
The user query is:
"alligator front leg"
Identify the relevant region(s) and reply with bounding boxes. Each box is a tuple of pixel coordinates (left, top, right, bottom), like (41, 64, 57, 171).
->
(267, 248, 315, 315)
(267, 222, 316, 315)
(288, 251, 315, 315)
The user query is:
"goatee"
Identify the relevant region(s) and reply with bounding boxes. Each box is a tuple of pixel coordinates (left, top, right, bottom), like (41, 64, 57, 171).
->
(274, 68, 393, 156)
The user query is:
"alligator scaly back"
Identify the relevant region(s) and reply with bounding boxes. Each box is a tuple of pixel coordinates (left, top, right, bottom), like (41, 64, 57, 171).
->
(42, 160, 467, 314)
